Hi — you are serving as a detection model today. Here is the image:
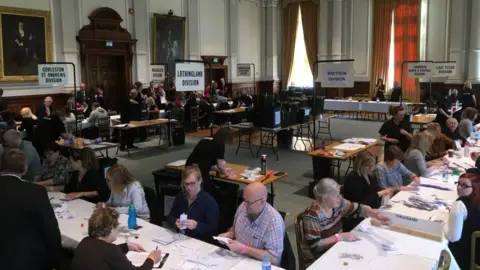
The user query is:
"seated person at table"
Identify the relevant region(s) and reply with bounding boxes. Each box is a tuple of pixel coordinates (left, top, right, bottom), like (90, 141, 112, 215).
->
(444, 117, 467, 145)
(218, 182, 284, 266)
(373, 145, 420, 189)
(18, 107, 37, 141)
(458, 107, 478, 139)
(0, 110, 16, 129)
(101, 164, 150, 220)
(33, 111, 72, 157)
(379, 105, 412, 154)
(343, 152, 395, 231)
(167, 166, 219, 241)
(64, 148, 109, 203)
(36, 142, 70, 191)
(404, 132, 447, 177)
(72, 208, 162, 270)
(183, 93, 199, 130)
(425, 123, 455, 159)
(302, 178, 391, 265)
(443, 173, 480, 270)
(1, 149, 63, 270)
(198, 99, 214, 128)
(186, 127, 233, 195)
(82, 102, 108, 138)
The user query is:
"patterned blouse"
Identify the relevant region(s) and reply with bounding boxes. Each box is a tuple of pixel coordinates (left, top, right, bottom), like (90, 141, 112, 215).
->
(302, 199, 367, 264)
(41, 155, 70, 185)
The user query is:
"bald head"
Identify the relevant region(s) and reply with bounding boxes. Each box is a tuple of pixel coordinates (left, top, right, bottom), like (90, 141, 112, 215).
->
(244, 181, 268, 199)
(243, 181, 268, 215)
(3, 129, 21, 148)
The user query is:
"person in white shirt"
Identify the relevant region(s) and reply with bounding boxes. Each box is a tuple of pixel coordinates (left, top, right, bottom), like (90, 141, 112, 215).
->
(443, 173, 480, 270)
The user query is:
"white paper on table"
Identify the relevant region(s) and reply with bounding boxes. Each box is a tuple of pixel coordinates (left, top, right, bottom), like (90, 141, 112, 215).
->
(342, 138, 377, 144)
(167, 160, 186, 167)
(126, 252, 161, 267)
(369, 254, 437, 270)
(152, 234, 177, 245)
(240, 171, 261, 181)
(333, 143, 365, 151)
(86, 144, 106, 150)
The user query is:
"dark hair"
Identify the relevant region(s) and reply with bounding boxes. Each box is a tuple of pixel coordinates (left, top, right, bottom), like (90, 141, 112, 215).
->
(213, 127, 233, 145)
(390, 106, 405, 116)
(92, 102, 100, 108)
(458, 173, 480, 206)
(45, 142, 61, 153)
(70, 148, 98, 170)
(462, 107, 478, 121)
(1, 149, 26, 174)
(0, 110, 14, 123)
(88, 208, 120, 238)
(384, 145, 404, 162)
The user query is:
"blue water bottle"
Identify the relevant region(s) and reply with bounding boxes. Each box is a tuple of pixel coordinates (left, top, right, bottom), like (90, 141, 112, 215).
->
(261, 254, 271, 270)
(128, 204, 137, 229)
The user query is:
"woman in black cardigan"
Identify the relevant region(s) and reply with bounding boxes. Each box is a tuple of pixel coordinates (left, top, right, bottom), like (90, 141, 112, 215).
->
(342, 151, 395, 231)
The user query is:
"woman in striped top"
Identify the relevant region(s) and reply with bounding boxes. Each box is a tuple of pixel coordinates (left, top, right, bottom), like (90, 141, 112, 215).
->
(302, 178, 391, 265)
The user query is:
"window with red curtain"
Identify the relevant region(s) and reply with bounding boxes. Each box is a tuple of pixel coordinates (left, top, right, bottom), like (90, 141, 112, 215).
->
(393, 1, 419, 99)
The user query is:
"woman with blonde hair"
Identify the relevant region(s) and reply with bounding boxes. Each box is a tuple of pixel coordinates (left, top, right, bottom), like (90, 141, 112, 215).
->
(404, 132, 447, 177)
(18, 107, 37, 141)
(100, 164, 150, 220)
(167, 166, 219, 241)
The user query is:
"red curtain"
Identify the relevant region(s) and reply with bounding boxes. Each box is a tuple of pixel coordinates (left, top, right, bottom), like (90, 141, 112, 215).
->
(393, 0, 420, 102)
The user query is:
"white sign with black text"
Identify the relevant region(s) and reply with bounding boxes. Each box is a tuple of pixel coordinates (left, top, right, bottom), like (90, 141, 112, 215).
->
(237, 64, 251, 77)
(37, 64, 69, 85)
(432, 62, 457, 77)
(407, 63, 433, 78)
(320, 62, 354, 88)
(175, 63, 205, 91)
(150, 65, 166, 82)
(380, 211, 443, 240)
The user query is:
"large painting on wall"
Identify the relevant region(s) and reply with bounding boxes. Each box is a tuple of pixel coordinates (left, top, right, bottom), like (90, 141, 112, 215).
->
(153, 14, 186, 76)
(0, 6, 52, 82)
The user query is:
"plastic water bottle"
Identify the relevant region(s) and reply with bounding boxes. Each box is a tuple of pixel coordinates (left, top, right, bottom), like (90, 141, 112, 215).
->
(464, 143, 470, 157)
(261, 254, 271, 270)
(128, 204, 137, 229)
(442, 166, 449, 183)
(260, 155, 267, 175)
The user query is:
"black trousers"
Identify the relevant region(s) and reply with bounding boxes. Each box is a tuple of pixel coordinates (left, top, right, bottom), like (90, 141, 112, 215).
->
(120, 129, 135, 148)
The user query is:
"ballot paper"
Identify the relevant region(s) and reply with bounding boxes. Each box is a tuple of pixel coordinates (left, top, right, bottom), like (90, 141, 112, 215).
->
(126, 252, 161, 267)
(152, 234, 177, 246)
(333, 143, 365, 151)
(179, 213, 187, 230)
(213, 236, 231, 245)
(167, 160, 186, 167)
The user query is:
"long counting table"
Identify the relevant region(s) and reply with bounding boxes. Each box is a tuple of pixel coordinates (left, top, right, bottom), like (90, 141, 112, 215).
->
(49, 192, 283, 269)
(324, 99, 418, 114)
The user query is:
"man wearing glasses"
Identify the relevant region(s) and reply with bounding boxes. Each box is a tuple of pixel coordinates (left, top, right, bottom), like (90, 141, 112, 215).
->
(217, 182, 285, 266)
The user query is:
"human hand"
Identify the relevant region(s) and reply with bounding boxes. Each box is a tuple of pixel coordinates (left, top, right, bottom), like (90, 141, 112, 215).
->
(226, 240, 244, 253)
(182, 219, 197, 230)
(389, 138, 399, 144)
(147, 250, 162, 264)
(471, 152, 480, 162)
(96, 202, 108, 209)
(441, 157, 450, 166)
(65, 192, 83, 200)
(175, 219, 182, 229)
(218, 232, 233, 239)
(411, 176, 420, 184)
(399, 186, 415, 192)
(400, 129, 409, 136)
(339, 232, 360, 242)
(380, 188, 395, 197)
(127, 242, 146, 252)
(375, 213, 391, 225)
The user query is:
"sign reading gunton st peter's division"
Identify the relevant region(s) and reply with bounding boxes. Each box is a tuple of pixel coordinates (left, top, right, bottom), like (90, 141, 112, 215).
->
(321, 62, 354, 88)
(407, 63, 433, 78)
(237, 64, 252, 77)
(150, 65, 166, 82)
(37, 64, 68, 85)
(432, 62, 457, 77)
(175, 62, 205, 91)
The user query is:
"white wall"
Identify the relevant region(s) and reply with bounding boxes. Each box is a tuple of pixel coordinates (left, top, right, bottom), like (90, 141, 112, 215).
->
(199, 0, 226, 56)
(2, 0, 51, 11)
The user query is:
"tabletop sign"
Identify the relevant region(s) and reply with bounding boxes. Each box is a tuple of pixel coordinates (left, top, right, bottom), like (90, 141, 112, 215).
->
(37, 64, 69, 85)
(321, 62, 354, 88)
(407, 63, 433, 78)
(375, 211, 443, 241)
(175, 62, 205, 92)
(150, 65, 166, 82)
(237, 64, 251, 77)
(432, 62, 457, 77)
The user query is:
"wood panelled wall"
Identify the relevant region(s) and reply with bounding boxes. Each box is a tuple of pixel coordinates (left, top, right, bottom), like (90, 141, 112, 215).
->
(6, 94, 69, 115)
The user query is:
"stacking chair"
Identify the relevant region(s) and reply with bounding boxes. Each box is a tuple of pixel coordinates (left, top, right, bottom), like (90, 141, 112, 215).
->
(96, 116, 111, 141)
(437, 249, 451, 270)
(190, 106, 200, 132)
(294, 212, 310, 270)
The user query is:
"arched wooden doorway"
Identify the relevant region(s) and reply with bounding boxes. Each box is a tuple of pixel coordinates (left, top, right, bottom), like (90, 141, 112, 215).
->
(77, 7, 137, 112)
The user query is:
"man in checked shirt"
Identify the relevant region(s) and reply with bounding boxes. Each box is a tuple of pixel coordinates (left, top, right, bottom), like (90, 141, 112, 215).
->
(218, 182, 285, 265)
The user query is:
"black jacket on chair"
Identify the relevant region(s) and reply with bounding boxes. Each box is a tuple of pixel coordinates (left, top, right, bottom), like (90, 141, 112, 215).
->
(0, 175, 62, 270)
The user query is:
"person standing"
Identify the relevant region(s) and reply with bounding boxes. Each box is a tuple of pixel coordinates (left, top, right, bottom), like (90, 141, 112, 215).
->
(36, 96, 53, 120)
(120, 89, 141, 150)
(0, 149, 62, 270)
(379, 105, 412, 153)
(374, 79, 386, 101)
(461, 81, 476, 109)
(390, 82, 402, 102)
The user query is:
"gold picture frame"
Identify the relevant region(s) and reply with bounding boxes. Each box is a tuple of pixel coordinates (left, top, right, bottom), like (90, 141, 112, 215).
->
(152, 14, 186, 76)
(0, 6, 53, 82)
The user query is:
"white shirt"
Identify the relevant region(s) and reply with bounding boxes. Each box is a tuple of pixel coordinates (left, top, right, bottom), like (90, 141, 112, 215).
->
(443, 200, 468, 242)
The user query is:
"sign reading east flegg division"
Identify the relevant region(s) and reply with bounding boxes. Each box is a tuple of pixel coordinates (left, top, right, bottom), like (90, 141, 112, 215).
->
(150, 65, 166, 82)
(175, 62, 205, 91)
(407, 63, 433, 78)
(432, 62, 457, 77)
(321, 62, 354, 88)
(37, 64, 69, 85)
(237, 64, 251, 77)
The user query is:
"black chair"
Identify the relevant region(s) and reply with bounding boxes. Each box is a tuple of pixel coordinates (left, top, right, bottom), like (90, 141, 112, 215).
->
(143, 186, 163, 226)
(281, 231, 297, 270)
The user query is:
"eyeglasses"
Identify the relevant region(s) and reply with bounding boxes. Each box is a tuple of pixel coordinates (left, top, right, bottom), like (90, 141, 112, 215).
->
(455, 182, 472, 189)
(244, 198, 263, 206)
(183, 181, 198, 187)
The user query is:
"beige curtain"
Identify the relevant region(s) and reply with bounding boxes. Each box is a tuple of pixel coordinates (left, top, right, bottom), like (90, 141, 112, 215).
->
(370, 0, 395, 97)
(282, 3, 300, 85)
(283, 0, 318, 8)
(300, 1, 318, 71)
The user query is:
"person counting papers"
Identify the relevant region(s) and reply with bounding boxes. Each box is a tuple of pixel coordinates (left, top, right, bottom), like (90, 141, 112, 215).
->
(81, 102, 108, 130)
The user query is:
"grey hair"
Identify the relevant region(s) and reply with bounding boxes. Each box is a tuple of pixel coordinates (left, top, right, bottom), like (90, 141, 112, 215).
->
(313, 178, 340, 200)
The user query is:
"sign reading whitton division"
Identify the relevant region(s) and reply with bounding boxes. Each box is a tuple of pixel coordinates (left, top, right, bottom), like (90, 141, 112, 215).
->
(321, 62, 354, 88)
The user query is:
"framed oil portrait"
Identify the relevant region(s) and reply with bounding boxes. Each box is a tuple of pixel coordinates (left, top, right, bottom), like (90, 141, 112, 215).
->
(0, 6, 53, 82)
(152, 14, 185, 76)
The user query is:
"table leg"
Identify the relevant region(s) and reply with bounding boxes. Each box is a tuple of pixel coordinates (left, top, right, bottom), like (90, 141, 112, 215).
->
(256, 129, 263, 158)
(167, 123, 172, 147)
(270, 182, 275, 206)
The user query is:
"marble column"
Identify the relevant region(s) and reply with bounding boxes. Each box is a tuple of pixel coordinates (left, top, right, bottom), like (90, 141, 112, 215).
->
(133, 0, 149, 83)
(331, 0, 343, 60)
(227, 0, 239, 82)
(467, 0, 480, 83)
(317, 0, 329, 79)
(446, 0, 468, 84)
(60, 0, 80, 89)
(261, 0, 280, 81)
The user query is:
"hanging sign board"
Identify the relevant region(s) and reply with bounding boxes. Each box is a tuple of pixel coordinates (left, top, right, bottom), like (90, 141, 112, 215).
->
(432, 62, 457, 77)
(175, 62, 205, 91)
(237, 64, 251, 77)
(320, 62, 354, 88)
(150, 65, 166, 82)
(38, 64, 69, 85)
(407, 63, 433, 78)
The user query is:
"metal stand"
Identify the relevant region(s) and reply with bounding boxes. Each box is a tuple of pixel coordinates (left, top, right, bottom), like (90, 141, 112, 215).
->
(237, 63, 256, 95)
(400, 60, 433, 107)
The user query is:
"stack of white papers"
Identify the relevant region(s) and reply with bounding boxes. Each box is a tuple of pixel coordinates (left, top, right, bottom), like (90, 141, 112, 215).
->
(152, 235, 177, 245)
(342, 138, 377, 144)
(167, 160, 186, 167)
(126, 252, 161, 267)
(334, 143, 365, 151)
